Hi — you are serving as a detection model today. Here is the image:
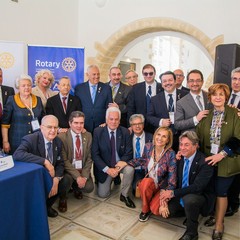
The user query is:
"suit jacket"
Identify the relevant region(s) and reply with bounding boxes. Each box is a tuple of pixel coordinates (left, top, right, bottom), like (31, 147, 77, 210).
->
(74, 81, 112, 133)
(179, 86, 190, 92)
(127, 81, 163, 132)
(174, 151, 215, 216)
(147, 89, 188, 130)
(108, 81, 132, 127)
(1, 85, 15, 105)
(175, 91, 212, 132)
(196, 105, 240, 177)
(92, 126, 133, 183)
(58, 129, 92, 180)
(46, 93, 82, 128)
(13, 131, 64, 177)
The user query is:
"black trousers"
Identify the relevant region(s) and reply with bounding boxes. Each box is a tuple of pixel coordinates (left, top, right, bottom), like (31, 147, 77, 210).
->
(46, 175, 72, 207)
(168, 194, 205, 235)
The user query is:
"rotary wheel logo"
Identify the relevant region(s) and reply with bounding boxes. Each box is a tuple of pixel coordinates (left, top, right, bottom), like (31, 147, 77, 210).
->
(62, 57, 77, 72)
(0, 52, 15, 69)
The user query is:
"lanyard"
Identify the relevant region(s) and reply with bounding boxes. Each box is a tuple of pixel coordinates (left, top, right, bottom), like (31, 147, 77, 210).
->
(21, 97, 35, 118)
(214, 112, 224, 139)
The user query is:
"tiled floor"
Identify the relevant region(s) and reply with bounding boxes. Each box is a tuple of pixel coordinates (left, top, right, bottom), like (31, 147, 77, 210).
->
(49, 184, 240, 240)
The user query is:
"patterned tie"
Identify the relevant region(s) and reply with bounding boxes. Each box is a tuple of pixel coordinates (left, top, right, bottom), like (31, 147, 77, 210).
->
(112, 86, 116, 100)
(230, 93, 237, 105)
(91, 85, 97, 103)
(196, 95, 203, 111)
(110, 131, 116, 167)
(180, 158, 189, 207)
(168, 94, 174, 112)
(75, 135, 82, 159)
(146, 85, 152, 112)
(135, 137, 141, 158)
(62, 97, 67, 112)
(46, 142, 53, 163)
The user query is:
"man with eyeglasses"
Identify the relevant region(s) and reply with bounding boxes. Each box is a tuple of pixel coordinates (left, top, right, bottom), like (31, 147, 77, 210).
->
(127, 64, 163, 133)
(125, 70, 138, 86)
(147, 71, 188, 151)
(175, 69, 211, 133)
(174, 69, 189, 92)
(129, 114, 152, 195)
(13, 115, 72, 218)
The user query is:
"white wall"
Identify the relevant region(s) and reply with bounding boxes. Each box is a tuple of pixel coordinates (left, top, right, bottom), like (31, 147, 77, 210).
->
(1, 0, 240, 71)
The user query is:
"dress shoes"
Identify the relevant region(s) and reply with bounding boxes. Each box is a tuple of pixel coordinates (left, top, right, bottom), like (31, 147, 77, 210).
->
(120, 194, 136, 208)
(74, 190, 83, 200)
(47, 207, 58, 218)
(225, 207, 239, 217)
(58, 198, 67, 213)
(179, 232, 198, 240)
(204, 216, 216, 227)
(114, 175, 121, 185)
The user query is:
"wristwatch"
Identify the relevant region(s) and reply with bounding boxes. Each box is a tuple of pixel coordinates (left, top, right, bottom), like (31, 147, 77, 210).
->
(219, 150, 227, 158)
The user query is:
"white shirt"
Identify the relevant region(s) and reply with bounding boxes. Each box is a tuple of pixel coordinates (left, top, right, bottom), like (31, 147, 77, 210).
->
(133, 132, 145, 157)
(190, 91, 205, 125)
(70, 129, 83, 159)
(228, 91, 240, 106)
(145, 81, 157, 97)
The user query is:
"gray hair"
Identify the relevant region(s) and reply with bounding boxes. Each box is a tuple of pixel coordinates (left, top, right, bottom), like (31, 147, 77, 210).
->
(41, 115, 59, 126)
(106, 106, 121, 120)
(179, 130, 199, 145)
(129, 114, 145, 125)
(15, 74, 33, 89)
(231, 67, 240, 77)
(87, 65, 99, 73)
(69, 111, 85, 123)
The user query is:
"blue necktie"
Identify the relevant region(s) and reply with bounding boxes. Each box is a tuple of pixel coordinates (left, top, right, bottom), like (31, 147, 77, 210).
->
(146, 85, 152, 112)
(230, 94, 237, 105)
(135, 137, 141, 158)
(91, 85, 97, 103)
(110, 131, 116, 167)
(168, 94, 174, 112)
(180, 158, 189, 207)
(46, 142, 53, 163)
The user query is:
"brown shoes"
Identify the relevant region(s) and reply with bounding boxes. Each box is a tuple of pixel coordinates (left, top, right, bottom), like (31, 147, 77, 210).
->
(58, 198, 67, 213)
(74, 190, 83, 200)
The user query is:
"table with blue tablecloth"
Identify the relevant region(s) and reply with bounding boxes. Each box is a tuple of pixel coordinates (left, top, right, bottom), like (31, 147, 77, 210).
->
(0, 161, 53, 240)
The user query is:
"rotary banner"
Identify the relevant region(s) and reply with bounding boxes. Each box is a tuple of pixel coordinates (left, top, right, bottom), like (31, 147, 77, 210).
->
(28, 45, 84, 94)
(0, 41, 25, 89)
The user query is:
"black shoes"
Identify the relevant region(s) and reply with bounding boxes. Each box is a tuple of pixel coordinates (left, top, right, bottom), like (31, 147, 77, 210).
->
(47, 207, 58, 218)
(120, 194, 136, 208)
(204, 216, 216, 227)
(212, 229, 224, 240)
(225, 207, 239, 217)
(139, 211, 151, 222)
(179, 232, 198, 240)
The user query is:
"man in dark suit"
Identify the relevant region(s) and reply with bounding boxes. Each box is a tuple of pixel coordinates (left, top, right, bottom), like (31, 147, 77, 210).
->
(174, 69, 189, 92)
(129, 113, 153, 195)
(46, 76, 82, 133)
(107, 66, 131, 127)
(160, 131, 214, 240)
(127, 64, 163, 133)
(0, 68, 15, 147)
(147, 71, 188, 151)
(92, 106, 135, 208)
(175, 69, 211, 132)
(58, 111, 94, 211)
(13, 115, 71, 218)
(74, 65, 113, 133)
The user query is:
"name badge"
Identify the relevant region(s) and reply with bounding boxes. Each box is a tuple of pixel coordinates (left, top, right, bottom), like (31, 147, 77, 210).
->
(210, 143, 219, 155)
(31, 118, 40, 132)
(74, 159, 82, 170)
(169, 112, 175, 124)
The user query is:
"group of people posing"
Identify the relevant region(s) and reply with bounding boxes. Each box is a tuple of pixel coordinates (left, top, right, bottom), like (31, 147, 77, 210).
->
(0, 64, 240, 240)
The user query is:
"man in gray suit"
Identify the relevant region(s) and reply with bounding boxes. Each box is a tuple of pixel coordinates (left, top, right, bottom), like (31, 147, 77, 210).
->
(175, 69, 210, 132)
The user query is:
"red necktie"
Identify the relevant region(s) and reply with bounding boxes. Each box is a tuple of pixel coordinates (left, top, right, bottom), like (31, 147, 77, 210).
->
(76, 135, 82, 159)
(62, 97, 67, 113)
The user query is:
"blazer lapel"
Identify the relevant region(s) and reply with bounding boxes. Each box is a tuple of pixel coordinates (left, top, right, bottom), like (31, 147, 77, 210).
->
(38, 132, 46, 158)
(116, 128, 122, 152)
(57, 94, 66, 115)
(81, 132, 88, 163)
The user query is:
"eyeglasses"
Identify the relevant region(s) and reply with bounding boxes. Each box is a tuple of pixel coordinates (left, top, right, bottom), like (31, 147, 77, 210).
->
(187, 79, 202, 84)
(232, 77, 240, 81)
(131, 122, 144, 126)
(175, 74, 184, 78)
(143, 72, 154, 77)
(43, 125, 58, 130)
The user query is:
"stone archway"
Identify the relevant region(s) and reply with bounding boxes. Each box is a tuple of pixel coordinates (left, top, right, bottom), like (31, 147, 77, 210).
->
(87, 17, 224, 84)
